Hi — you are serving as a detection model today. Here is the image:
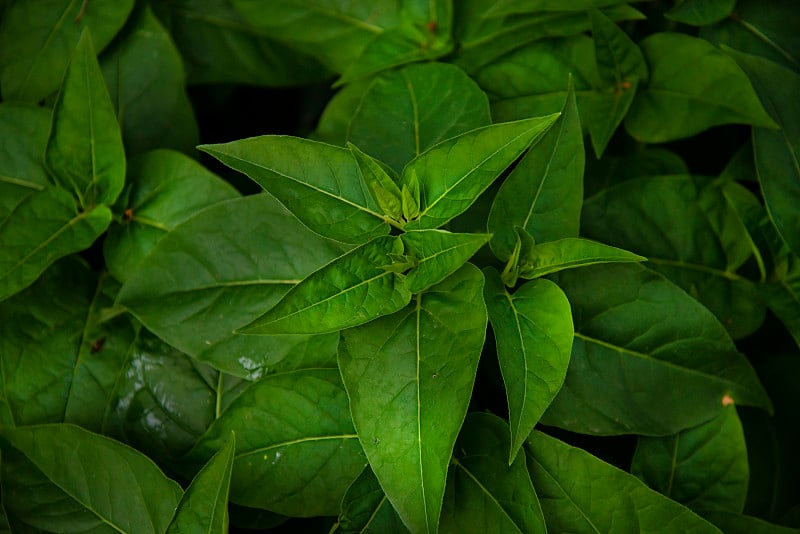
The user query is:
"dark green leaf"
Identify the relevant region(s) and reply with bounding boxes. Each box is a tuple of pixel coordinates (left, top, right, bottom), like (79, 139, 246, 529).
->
(100, 6, 199, 157)
(541, 263, 771, 435)
(766, 251, 800, 348)
(117, 195, 344, 378)
(0, 0, 134, 102)
(200, 136, 390, 244)
(483, 269, 572, 463)
(702, 511, 800, 534)
(405, 114, 560, 230)
(337, 466, 408, 534)
(584, 79, 639, 159)
(584, 147, 689, 197)
(187, 369, 366, 517)
(488, 84, 582, 260)
(666, 0, 736, 26)
(313, 78, 373, 146)
(0, 424, 183, 533)
(168, 433, 235, 533)
(631, 406, 749, 513)
(104, 149, 239, 283)
(348, 142, 404, 222)
(45, 29, 125, 209)
(338, 265, 487, 533)
(481, 0, 642, 16)
(439, 413, 546, 533)
(348, 62, 491, 174)
(526, 430, 722, 533)
(518, 237, 646, 279)
(402, 230, 490, 293)
(625, 33, 777, 143)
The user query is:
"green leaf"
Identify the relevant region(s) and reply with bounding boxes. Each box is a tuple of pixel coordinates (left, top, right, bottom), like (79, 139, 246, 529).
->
(439, 413, 546, 534)
(541, 263, 771, 436)
(100, 6, 199, 157)
(117, 195, 344, 378)
(313, 78, 373, 146)
(526, 430, 722, 533)
(168, 433, 236, 534)
(103, 149, 239, 283)
(631, 406, 749, 514)
(200, 136, 389, 244)
(766, 251, 800, 349)
(725, 50, 800, 258)
(402, 230, 491, 293)
(0, 424, 183, 533)
(483, 268, 573, 463)
(243, 235, 412, 335)
(583, 175, 766, 339)
(0, 0, 134, 103)
(45, 29, 125, 209)
(348, 142, 404, 222)
(405, 113, 561, 231)
(488, 84, 583, 260)
(625, 33, 778, 143)
(337, 466, 408, 534)
(338, 264, 487, 533)
(666, 0, 736, 26)
(0, 188, 111, 303)
(186, 369, 366, 517)
(701, 511, 800, 534)
(348, 62, 491, 174)
(403, 171, 422, 222)
(518, 237, 646, 279)
(584, 146, 689, 197)
(481, 0, 643, 16)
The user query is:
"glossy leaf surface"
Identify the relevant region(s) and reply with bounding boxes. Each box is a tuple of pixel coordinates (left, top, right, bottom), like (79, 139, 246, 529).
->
(402, 230, 490, 293)
(526, 431, 722, 533)
(484, 269, 573, 463)
(338, 265, 487, 533)
(337, 466, 407, 534)
(541, 263, 770, 435)
(518, 237, 645, 279)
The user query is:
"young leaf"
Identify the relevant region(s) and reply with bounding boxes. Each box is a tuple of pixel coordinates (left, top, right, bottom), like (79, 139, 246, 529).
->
(631, 406, 749, 514)
(488, 83, 583, 261)
(402, 170, 422, 221)
(518, 237, 646, 279)
(526, 431, 722, 533)
(103, 149, 240, 283)
(483, 268, 573, 463)
(337, 466, 408, 534)
(439, 413, 546, 533)
(117, 195, 344, 379)
(242, 235, 412, 335)
(348, 62, 491, 173)
(348, 142, 404, 222)
(0, 0, 134, 103)
(625, 32, 777, 143)
(199, 136, 390, 244)
(167, 433, 236, 533)
(45, 29, 126, 209)
(666, 0, 736, 26)
(404, 113, 561, 230)
(402, 230, 491, 293)
(0, 424, 183, 533)
(186, 369, 366, 517)
(541, 263, 771, 436)
(338, 265, 487, 533)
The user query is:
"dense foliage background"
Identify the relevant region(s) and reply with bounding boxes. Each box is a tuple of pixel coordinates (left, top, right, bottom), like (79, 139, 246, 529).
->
(0, 0, 798, 532)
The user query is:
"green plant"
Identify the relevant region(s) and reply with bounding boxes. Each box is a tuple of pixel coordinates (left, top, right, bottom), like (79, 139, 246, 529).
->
(0, 0, 798, 532)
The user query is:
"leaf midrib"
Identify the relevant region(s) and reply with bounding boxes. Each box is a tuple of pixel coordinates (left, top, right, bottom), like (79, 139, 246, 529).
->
(236, 434, 358, 460)
(451, 457, 523, 532)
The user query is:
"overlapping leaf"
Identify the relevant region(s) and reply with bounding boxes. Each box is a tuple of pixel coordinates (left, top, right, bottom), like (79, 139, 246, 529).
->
(517, 237, 645, 279)
(666, 0, 735, 26)
(402, 230, 490, 293)
(337, 466, 407, 533)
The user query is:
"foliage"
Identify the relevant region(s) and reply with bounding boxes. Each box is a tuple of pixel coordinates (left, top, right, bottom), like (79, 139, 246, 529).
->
(1, 0, 798, 532)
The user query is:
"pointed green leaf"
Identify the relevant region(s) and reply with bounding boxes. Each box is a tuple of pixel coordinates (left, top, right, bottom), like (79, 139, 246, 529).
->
(666, 0, 736, 26)
(200, 136, 389, 244)
(591, 8, 648, 87)
(402, 230, 490, 293)
(186, 369, 366, 517)
(348, 142, 404, 222)
(45, 29, 125, 209)
(625, 33, 777, 143)
(348, 62, 491, 173)
(526, 430, 722, 533)
(117, 195, 344, 378)
(405, 114, 560, 231)
(519, 237, 646, 279)
(585, 81, 639, 159)
(338, 265, 487, 533)
(631, 406, 749, 514)
(488, 84, 583, 260)
(243, 235, 412, 335)
(338, 466, 408, 534)
(701, 511, 800, 534)
(541, 263, 771, 435)
(0, 188, 111, 302)
(440, 413, 546, 533)
(0, 0, 134, 103)
(483, 268, 573, 463)
(103, 149, 239, 283)
(402, 171, 422, 221)
(0, 424, 183, 534)
(168, 434, 235, 533)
